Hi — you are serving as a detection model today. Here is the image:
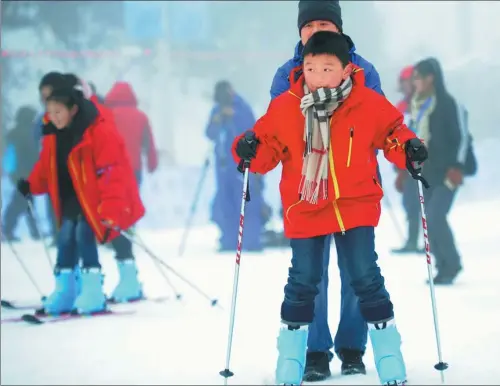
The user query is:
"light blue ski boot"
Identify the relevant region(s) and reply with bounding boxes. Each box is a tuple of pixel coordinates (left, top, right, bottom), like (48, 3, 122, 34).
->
(73, 268, 107, 314)
(368, 319, 407, 385)
(43, 268, 78, 314)
(275, 324, 309, 385)
(74, 264, 82, 296)
(110, 259, 143, 302)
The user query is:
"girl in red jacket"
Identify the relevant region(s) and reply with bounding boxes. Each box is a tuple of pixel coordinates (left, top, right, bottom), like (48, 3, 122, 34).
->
(17, 86, 145, 315)
(233, 31, 428, 386)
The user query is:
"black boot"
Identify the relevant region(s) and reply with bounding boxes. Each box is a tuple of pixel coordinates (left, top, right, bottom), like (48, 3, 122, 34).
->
(427, 267, 462, 286)
(338, 348, 366, 376)
(391, 242, 424, 254)
(303, 352, 331, 382)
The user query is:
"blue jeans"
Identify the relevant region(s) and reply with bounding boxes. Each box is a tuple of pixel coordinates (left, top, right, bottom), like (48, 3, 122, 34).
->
(57, 216, 100, 269)
(282, 227, 393, 343)
(111, 234, 134, 261)
(308, 236, 369, 356)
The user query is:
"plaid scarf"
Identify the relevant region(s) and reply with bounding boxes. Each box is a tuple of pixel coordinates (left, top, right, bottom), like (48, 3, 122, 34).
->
(299, 77, 353, 204)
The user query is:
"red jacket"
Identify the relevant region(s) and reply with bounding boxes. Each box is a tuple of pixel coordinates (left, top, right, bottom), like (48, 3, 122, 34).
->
(232, 67, 417, 238)
(105, 82, 158, 173)
(29, 101, 145, 243)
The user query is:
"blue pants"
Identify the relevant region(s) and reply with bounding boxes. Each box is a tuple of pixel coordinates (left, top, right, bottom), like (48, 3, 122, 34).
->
(307, 234, 369, 356)
(111, 235, 133, 261)
(281, 227, 393, 336)
(57, 216, 100, 269)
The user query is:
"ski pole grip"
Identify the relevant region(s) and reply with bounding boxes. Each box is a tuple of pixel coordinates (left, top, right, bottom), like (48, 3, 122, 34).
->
(237, 159, 251, 173)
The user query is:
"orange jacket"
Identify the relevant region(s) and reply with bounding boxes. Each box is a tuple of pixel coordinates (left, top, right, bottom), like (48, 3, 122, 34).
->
(29, 101, 145, 243)
(232, 66, 417, 238)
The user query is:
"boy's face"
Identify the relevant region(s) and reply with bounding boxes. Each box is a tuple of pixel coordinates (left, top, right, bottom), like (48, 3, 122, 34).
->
(303, 54, 352, 92)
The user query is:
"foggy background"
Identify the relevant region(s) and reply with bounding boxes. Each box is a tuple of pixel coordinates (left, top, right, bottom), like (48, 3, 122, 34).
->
(1, 0, 499, 233)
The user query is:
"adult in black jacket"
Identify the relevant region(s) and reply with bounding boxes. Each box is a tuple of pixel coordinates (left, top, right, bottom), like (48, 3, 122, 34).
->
(411, 58, 465, 285)
(2, 106, 40, 241)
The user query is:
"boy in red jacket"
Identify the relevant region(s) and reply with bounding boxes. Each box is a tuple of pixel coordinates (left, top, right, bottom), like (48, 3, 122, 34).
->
(232, 31, 428, 385)
(17, 86, 145, 315)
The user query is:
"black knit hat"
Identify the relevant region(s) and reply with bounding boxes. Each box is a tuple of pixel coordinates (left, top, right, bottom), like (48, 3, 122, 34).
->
(297, 0, 343, 33)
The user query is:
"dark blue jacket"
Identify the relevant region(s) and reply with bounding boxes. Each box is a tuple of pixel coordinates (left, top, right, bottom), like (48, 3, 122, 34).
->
(270, 35, 383, 100)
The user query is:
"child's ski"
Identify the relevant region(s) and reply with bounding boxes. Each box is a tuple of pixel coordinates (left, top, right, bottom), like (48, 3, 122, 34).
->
(1, 295, 169, 311)
(20, 308, 136, 325)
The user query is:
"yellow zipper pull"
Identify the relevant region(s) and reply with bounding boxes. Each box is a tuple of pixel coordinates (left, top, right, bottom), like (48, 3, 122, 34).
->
(347, 127, 354, 167)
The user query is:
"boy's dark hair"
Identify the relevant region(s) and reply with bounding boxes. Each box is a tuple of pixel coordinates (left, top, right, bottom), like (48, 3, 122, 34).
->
(39, 71, 65, 91)
(302, 31, 350, 67)
(46, 86, 84, 109)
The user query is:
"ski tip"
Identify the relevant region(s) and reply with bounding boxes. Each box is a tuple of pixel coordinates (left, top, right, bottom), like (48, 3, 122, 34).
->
(21, 314, 44, 325)
(1, 299, 15, 309)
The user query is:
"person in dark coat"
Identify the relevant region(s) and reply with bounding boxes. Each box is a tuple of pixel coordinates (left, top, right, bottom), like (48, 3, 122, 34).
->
(206, 81, 266, 252)
(2, 106, 40, 241)
(411, 57, 465, 285)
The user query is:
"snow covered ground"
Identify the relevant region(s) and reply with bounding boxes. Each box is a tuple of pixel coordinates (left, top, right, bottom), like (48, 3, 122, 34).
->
(1, 193, 499, 385)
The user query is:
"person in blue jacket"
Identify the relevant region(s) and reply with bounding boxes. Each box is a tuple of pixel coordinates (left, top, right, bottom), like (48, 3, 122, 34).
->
(206, 81, 266, 252)
(269, 1, 384, 381)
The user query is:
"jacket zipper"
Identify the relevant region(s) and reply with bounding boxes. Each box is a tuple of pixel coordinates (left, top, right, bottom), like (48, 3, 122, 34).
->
(68, 152, 104, 241)
(287, 90, 346, 234)
(347, 127, 354, 167)
(328, 118, 345, 234)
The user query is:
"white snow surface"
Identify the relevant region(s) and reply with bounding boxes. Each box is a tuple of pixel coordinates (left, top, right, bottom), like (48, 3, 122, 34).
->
(1, 195, 500, 385)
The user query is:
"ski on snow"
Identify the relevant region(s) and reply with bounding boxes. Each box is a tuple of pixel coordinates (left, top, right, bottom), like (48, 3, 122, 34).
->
(2, 308, 136, 325)
(21, 308, 136, 325)
(1, 295, 168, 311)
(1, 296, 169, 325)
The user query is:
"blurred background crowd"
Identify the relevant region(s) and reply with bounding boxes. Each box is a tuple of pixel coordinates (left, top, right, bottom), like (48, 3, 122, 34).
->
(1, 0, 499, 259)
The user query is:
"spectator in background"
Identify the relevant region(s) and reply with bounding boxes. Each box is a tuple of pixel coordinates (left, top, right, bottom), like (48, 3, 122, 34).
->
(392, 65, 423, 254)
(104, 80, 158, 302)
(104, 81, 158, 185)
(2, 106, 39, 241)
(411, 57, 464, 285)
(205, 80, 267, 252)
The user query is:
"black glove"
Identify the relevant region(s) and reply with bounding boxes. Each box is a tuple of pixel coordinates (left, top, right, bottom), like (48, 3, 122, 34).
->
(17, 178, 32, 200)
(235, 130, 259, 161)
(405, 138, 430, 188)
(405, 138, 428, 174)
